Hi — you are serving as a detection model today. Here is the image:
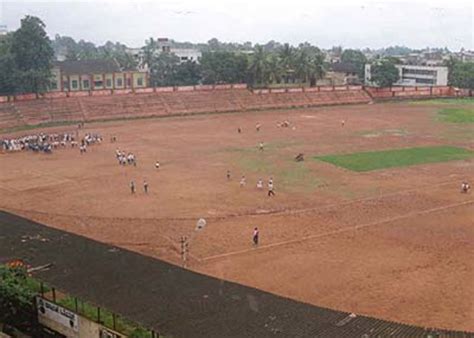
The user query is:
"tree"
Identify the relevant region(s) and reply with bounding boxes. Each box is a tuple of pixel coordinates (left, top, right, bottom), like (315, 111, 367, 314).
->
(341, 49, 367, 79)
(174, 61, 202, 85)
(370, 60, 400, 87)
(450, 62, 474, 89)
(307, 49, 326, 86)
(11, 16, 54, 94)
(248, 45, 270, 85)
(0, 33, 18, 94)
(200, 51, 248, 84)
(52, 35, 79, 60)
(149, 52, 180, 86)
(279, 43, 296, 83)
(142, 37, 158, 70)
(0, 265, 37, 327)
(266, 53, 283, 85)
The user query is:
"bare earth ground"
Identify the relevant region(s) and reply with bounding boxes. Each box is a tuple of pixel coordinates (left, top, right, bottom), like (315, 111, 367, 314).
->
(1, 102, 473, 331)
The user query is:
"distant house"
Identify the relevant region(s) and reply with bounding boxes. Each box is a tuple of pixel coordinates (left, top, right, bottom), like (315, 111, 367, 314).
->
(317, 62, 360, 86)
(49, 59, 148, 92)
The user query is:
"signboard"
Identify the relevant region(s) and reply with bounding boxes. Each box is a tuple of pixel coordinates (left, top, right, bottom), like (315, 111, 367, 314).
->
(36, 297, 79, 332)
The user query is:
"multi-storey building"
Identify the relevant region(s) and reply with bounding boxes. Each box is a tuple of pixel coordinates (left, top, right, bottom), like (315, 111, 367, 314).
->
(49, 59, 148, 92)
(365, 64, 448, 86)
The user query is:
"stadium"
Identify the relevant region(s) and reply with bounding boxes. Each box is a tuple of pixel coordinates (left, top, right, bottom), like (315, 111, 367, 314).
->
(1, 84, 473, 336)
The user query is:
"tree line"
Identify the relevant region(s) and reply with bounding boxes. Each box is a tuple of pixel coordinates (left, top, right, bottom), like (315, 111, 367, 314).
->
(0, 15, 473, 96)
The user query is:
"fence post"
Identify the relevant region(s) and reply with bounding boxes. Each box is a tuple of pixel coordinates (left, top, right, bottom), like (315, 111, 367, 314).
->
(74, 297, 78, 313)
(97, 307, 101, 323)
(52, 287, 56, 302)
(40, 282, 44, 297)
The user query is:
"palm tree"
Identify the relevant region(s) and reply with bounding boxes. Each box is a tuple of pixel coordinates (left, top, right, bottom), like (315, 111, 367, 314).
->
(142, 37, 158, 70)
(294, 48, 310, 83)
(279, 43, 296, 83)
(249, 45, 269, 85)
(266, 53, 283, 84)
(308, 51, 326, 86)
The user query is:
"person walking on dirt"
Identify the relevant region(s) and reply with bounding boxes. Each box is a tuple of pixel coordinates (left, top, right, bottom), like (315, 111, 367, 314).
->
(253, 227, 259, 246)
(257, 178, 263, 189)
(268, 178, 275, 197)
(461, 181, 470, 193)
(155, 161, 160, 169)
(143, 180, 149, 194)
(259, 142, 264, 151)
(238, 127, 242, 134)
(227, 170, 231, 181)
(240, 175, 246, 187)
(130, 181, 136, 194)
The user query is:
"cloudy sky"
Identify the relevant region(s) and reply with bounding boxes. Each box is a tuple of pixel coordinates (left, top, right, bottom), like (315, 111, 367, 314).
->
(1, 0, 472, 50)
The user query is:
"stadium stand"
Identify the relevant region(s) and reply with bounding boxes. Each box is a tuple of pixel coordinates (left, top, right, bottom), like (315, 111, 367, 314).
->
(0, 85, 464, 131)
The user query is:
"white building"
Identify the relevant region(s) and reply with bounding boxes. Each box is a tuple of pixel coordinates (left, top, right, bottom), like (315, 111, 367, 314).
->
(126, 38, 202, 71)
(0, 25, 8, 36)
(365, 64, 448, 87)
(170, 48, 201, 63)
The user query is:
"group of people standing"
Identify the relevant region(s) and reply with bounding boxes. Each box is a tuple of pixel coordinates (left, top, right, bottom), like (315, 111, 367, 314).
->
(235, 174, 275, 197)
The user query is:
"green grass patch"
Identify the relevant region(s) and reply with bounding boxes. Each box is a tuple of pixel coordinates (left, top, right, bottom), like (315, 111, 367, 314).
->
(438, 108, 474, 123)
(410, 97, 474, 105)
(229, 142, 324, 192)
(315, 146, 473, 172)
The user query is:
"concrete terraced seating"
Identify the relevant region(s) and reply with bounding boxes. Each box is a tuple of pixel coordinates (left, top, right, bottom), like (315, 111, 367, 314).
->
(0, 87, 373, 131)
(0, 103, 22, 130)
(12, 98, 85, 126)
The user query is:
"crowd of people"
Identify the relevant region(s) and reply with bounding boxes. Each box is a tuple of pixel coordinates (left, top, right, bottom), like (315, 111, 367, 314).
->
(1, 131, 103, 155)
(1, 132, 77, 153)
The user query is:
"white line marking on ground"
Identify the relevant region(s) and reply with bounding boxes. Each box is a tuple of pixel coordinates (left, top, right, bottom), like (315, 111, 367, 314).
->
(200, 199, 474, 263)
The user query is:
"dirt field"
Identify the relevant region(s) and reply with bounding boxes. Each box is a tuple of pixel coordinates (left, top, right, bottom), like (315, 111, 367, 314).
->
(1, 101, 473, 331)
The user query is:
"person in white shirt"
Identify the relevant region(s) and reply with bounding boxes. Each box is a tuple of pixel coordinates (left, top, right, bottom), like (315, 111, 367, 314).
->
(461, 181, 470, 193)
(268, 178, 275, 197)
(240, 175, 246, 187)
(256, 178, 263, 189)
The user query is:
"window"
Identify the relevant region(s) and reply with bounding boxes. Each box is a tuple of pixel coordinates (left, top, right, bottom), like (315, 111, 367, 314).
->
(71, 80, 78, 89)
(83, 80, 90, 89)
(137, 77, 144, 86)
(402, 68, 436, 76)
(94, 81, 103, 88)
(116, 78, 123, 87)
(63, 81, 69, 90)
(106, 79, 112, 88)
(50, 82, 58, 90)
(415, 78, 435, 84)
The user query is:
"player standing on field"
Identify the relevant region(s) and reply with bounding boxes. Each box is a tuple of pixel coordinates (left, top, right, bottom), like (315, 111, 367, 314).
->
(253, 227, 259, 246)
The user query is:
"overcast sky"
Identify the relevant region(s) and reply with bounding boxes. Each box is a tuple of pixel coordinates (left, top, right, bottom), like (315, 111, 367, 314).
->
(1, 0, 472, 50)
